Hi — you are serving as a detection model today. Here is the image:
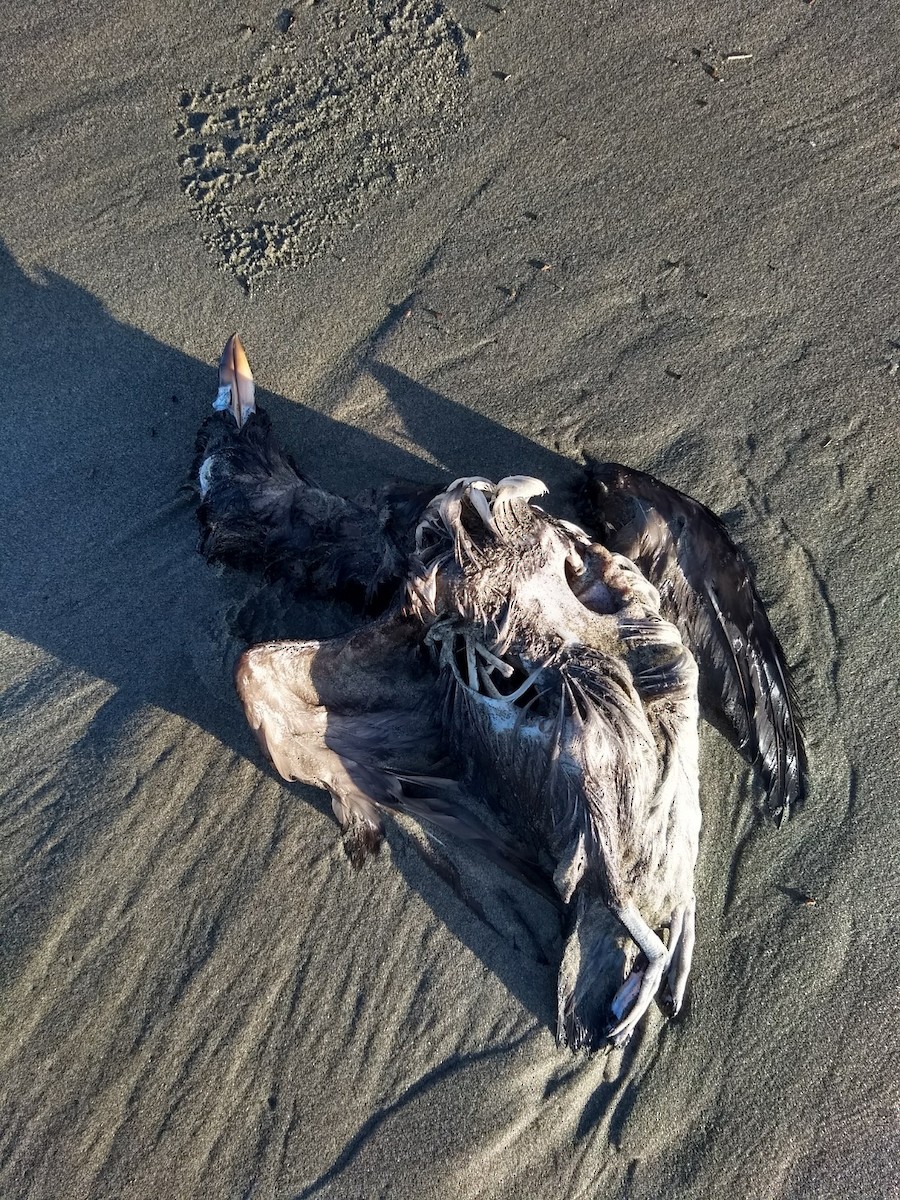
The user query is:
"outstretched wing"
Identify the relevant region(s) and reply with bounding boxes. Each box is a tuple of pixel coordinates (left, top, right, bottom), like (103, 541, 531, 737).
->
(234, 624, 551, 894)
(580, 461, 806, 821)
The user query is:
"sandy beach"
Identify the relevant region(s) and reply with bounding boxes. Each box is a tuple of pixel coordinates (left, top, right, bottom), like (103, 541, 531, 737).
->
(2, 0, 898, 1195)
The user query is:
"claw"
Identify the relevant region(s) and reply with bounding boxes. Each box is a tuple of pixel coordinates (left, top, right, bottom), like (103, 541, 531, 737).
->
(215, 333, 256, 428)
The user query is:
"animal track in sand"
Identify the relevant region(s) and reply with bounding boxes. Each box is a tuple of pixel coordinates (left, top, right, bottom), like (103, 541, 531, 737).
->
(175, 1, 469, 290)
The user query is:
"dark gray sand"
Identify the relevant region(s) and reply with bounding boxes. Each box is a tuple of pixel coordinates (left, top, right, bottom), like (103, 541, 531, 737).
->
(2, 0, 899, 1196)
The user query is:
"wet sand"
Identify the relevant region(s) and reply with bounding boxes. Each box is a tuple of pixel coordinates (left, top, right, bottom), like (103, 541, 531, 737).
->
(2, 1, 898, 1196)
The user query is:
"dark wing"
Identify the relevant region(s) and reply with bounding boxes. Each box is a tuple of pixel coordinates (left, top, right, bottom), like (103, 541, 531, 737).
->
(235, 628, 551, 895)
(580, 461, 806, 821)
(194, 335, 433, 609)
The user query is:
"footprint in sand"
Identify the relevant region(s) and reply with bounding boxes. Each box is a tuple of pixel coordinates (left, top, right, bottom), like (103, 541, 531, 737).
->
(175, 1, 470, 290)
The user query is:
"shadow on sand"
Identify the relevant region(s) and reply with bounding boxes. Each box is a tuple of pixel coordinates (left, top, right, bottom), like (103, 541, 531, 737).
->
(0, 242, 602, 1065)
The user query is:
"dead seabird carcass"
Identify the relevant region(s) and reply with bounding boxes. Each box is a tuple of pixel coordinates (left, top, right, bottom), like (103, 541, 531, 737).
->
(193, 334, 805, 1050)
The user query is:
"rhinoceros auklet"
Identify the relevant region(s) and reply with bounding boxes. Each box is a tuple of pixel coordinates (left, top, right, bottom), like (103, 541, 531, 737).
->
(194, 334, 806, 1051)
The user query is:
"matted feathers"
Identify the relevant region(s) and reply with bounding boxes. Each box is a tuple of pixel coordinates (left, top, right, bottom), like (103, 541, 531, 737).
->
(582, 461, 806, 821)
(194, 406, 431, 608)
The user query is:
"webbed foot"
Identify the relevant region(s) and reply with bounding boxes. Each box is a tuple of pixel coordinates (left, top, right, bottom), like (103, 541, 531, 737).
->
(662, 896, 696, 1016)
(606, 902, 668, 1047)
(606, 897, 696, 1046)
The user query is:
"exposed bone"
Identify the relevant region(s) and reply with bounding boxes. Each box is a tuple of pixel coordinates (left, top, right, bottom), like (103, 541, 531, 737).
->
(502, 660, 548, 704)
(466, 484, 498, 534)
(477, 662, 506, 698)
(491, 601, 516, 655)
(465, 638, 479, 691)
(557, 517, 593, 545)
(476, 642, 515, 677)
(446, 476, 493, 494)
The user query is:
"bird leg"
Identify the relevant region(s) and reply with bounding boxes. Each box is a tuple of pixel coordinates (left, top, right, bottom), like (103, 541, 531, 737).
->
(607, 901, 669, 1047)
(477, 662, 506, 699)
(608, 896, 696, 1040)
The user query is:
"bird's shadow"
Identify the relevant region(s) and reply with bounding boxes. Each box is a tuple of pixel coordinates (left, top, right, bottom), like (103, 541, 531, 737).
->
(0, 241, 593, 1047)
